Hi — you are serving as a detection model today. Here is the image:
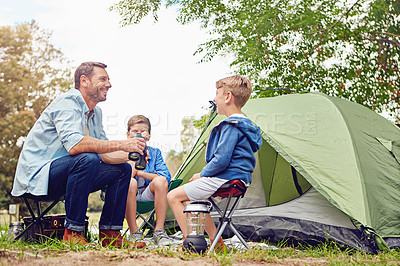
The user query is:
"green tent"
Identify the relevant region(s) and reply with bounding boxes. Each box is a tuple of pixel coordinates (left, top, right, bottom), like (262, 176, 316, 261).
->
(167, 92, 400, 253)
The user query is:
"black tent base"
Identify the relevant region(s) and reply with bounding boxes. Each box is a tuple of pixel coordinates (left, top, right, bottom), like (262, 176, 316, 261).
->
(220, 215, 381, 253)
(165, 215, 400, 254)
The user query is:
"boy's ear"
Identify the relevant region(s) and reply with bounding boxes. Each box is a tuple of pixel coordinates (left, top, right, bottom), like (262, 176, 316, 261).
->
(225, 91, 234, 104)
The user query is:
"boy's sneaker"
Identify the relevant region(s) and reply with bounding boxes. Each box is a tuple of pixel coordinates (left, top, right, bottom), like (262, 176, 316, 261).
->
(127, 231, 144, 242)
(153, 229, 179, 246)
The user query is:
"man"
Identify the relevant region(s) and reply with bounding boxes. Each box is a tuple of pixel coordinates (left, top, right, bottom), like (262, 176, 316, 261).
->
(12, 62, 146, 248)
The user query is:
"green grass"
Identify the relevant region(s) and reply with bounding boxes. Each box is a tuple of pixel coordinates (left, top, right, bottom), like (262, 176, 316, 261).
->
(1, 215, 400, 265)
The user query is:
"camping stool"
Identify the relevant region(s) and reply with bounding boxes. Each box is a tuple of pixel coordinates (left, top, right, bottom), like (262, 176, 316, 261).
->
(135, 178, 183, 234)
(207, 179, 249, 255)
(15, 194, 65, 241)
(117, 178, 183, 237)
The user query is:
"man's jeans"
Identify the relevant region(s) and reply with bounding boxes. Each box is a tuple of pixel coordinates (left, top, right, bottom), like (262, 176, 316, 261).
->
(47, 153, 131, 232)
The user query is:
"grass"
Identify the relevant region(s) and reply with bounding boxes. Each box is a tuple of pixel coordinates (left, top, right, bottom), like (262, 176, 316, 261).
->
(1, 213, 400, 265)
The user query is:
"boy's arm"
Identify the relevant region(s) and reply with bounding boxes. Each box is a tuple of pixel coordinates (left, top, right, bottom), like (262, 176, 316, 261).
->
(136, 171, 158, 181)
(153, 148, 172, 183)
(200, 125, 239, 177)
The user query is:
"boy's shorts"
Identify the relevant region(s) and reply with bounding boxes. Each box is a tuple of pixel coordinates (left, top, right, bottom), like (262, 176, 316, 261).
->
(137, 186, 155, 202)
(183, 177, 229, 202)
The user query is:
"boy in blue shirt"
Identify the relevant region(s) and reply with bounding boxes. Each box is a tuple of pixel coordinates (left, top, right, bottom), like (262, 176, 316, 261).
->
(124, 115, 174, 245)
(167, 75, 262, 251)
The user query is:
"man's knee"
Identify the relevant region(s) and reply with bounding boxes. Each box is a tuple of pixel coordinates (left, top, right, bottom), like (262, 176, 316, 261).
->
(109, 162, 132, 180)
(75, 152, 100, 167)
(122, 162, 132, 177)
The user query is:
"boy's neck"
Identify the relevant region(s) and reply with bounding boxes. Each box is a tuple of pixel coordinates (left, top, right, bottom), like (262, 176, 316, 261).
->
(224, 106, 242, 117)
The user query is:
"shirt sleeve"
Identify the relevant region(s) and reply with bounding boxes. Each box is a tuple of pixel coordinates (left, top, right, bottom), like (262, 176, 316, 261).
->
(200, 124, 239, 177)
(50, 107, 84, 152)
(153, 148, 172, 184)
(94, 107, 108, 141)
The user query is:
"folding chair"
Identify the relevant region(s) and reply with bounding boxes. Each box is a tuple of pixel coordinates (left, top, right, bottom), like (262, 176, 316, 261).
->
(135, 178, 183, 233)
(207, 179, 249, 254)
(14, 194, 65, 241)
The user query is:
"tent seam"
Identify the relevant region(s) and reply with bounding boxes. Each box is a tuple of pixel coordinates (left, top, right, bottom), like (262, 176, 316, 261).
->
(317, 93, 370, 227)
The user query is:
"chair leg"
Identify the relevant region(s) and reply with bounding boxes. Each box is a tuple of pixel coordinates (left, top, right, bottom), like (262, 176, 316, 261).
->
(15, 197, 62, 241)
(137, 209, 156, 232)
(228, 223, 249, 249)
(223, 195, 249, 249)
(35, 201, 44, 236)
(208, 221, 229, 255)
(207, 195, 249, 254)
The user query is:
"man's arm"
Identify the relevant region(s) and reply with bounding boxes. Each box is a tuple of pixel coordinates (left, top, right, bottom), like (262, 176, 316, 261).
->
(100, 150, 129, 164)
(69, 136, 146, 156)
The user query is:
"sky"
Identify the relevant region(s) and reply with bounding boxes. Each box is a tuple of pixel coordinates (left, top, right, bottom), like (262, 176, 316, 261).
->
(0, 0, 232, 154)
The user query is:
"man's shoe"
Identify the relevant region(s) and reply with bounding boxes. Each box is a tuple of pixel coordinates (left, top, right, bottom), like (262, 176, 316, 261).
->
(99, 229, 146, 249)
(62, 228, 93, 246)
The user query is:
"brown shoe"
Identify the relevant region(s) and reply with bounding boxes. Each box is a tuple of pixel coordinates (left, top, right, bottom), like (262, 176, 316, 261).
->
(213, 237, 228, 253)
(99, 229, 146, 249)
(62, 228, 93, 246)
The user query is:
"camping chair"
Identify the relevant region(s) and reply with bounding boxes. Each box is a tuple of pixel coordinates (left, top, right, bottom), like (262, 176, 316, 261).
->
(207, 179, 249, 254)
(134, 178, 183, 234)
(14, 194, 65, 241)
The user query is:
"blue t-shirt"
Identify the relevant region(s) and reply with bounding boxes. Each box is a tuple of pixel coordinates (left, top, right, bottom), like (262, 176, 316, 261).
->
(12, 88, 108, 196)
(136, 146, 171, 194)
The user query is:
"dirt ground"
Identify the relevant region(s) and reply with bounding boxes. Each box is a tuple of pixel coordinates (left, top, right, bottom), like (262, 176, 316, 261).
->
(0, 249, 330, 265)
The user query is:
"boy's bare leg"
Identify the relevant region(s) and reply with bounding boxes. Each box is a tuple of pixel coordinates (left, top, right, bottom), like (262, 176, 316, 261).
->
(125, 178, 139, 233)
(149, 176, 169, 231)
(167, 186, 190, 236)
(205, 213, 217, 242)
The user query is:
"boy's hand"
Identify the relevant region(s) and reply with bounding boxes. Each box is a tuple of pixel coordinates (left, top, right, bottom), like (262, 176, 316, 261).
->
(145, 149, 149, 164)
(189, 173, 201, 182)
(127, 161, 138, 178)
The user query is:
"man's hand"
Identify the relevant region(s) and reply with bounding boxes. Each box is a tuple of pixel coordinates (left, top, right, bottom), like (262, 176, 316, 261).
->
(189, 173, 201, 182)
(121, 137, 146, 154)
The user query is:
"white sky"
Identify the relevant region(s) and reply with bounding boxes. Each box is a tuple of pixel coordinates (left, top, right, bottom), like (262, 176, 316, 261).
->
(0, 0, 232, 155)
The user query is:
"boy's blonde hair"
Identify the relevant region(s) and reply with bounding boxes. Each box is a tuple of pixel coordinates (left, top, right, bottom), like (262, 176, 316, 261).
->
(127, 115, 151, 133)
(216, 75, 252, 107)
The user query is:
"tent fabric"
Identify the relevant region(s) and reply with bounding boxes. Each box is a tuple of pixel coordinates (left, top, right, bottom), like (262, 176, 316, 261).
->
(214, 188, 379, 253)
(167, 92, 400, 252)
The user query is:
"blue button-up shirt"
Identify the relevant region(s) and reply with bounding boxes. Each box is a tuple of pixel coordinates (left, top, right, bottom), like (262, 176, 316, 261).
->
(136, 146, 171, 194)
(11, 88, 108, 197)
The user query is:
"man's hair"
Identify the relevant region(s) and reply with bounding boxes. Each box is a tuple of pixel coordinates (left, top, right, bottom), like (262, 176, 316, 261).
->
(127, 115, 151, 134)
(74, 62, 107, 89)
(216, 75, 252, 107)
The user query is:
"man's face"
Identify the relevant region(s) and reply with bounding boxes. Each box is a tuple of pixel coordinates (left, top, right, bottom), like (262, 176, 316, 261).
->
(86, 66, 111, 103)
(127, 123, 151, 141)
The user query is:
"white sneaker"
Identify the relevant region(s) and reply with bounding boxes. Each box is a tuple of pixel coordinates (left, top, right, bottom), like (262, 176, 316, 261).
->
(153, 229, 180, 246)
(127, 231, 144, 242)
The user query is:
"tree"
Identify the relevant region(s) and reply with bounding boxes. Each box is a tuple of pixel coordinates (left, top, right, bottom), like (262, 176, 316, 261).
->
(0, 20, 72, 209)
(110, 0, 400, 119)
(165, 116, 201, 176)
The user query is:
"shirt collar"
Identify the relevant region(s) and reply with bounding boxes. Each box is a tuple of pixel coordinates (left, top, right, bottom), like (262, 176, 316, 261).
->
(229, 113, 246, 118)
